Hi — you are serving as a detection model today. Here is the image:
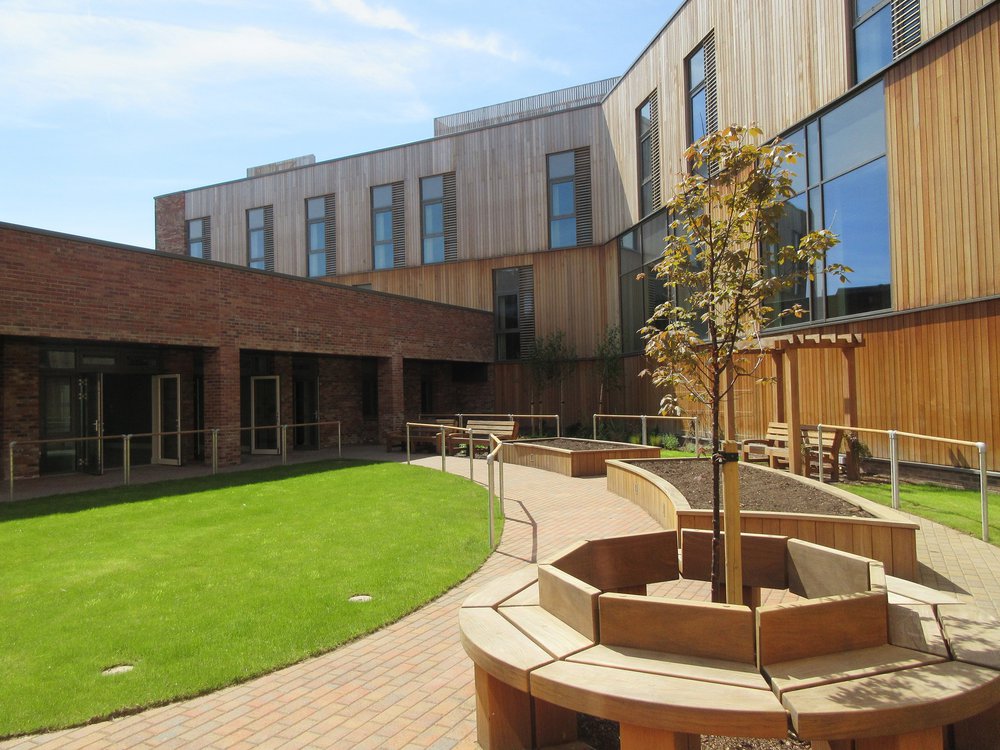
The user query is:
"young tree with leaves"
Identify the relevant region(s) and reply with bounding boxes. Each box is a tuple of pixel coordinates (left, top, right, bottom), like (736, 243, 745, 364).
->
(640, 125, 846, 601)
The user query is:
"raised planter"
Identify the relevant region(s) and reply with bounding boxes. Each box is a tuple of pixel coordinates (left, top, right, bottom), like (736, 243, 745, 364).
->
(606, 457, 920, 580)
(502, 438, 661, 477)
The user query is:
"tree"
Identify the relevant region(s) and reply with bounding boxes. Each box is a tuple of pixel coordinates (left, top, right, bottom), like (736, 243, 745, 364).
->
(595, 325, 623, 417)
(529, 331, 576, 426)
(640, 125, 845, 601)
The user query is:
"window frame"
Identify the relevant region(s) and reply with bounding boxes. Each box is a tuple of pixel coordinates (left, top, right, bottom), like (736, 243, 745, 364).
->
(305, 196, 331, 278)
(637, 95, 656, 218)
(186, 217, 208, 259)
(246, 207, 269, 270)
(371, 184, 395, 271)
(420, 174, 446, 265)
(546, 150, 577, 250)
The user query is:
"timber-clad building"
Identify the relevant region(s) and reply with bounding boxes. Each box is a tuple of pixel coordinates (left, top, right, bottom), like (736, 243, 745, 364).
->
(2, 0, 998, 479)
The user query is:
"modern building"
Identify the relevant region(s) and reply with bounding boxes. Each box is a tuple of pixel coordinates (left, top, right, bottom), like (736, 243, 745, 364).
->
(2, 0, 998, 480)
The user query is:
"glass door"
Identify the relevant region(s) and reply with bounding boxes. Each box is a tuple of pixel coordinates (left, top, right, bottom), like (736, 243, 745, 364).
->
(251, 375, 281, 455)
(77, 373, 103, 475)
(152, 374, 181, 465)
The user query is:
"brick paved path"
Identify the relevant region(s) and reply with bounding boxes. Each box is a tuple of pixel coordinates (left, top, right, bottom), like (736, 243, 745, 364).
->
(4, 451, 999, 749)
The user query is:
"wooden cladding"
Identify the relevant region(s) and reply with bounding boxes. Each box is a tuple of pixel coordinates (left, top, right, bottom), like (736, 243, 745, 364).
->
(885, 3, 1000, 309)
(391, 181, 405, 269)
(517, 266, 536, 358)
(573, 147, 593, 246)
(443, 171, 458, 263)
(324, 194, 337, 276)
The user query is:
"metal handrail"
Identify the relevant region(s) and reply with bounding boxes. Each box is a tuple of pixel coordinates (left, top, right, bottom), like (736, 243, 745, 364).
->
(814, 423, 990, 542)
(485, 433, 505, 550)
(592, 413, 701, 451)
(403, 422, 474, 480)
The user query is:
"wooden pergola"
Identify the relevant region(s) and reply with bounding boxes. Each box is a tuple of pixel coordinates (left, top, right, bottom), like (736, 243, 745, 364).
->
(723, 332, 866, 478)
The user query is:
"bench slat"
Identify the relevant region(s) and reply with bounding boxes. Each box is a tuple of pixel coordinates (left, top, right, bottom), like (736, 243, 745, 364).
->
(782, 661, 1000, 740)
(530, 661, 788, 738)
(937, 603, 1000, 670)
(501, 605, 594, 659)
(459, 608, 553, 692)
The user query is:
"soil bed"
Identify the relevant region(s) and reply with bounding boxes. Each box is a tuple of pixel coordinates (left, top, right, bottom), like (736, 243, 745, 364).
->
(521, 438, 640, 451)
(630, 460, 873, 517)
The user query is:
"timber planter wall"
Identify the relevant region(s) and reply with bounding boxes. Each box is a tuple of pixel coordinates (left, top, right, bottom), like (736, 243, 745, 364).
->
(606, 458, 920, 580)
(502, 439, 660, 477)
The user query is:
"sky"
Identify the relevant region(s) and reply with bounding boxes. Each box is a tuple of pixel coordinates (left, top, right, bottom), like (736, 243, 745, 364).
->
(0, 0, 683, 249)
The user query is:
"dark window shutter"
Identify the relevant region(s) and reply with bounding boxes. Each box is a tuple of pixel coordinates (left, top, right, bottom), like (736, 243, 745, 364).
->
(518, 266, 536, 358)
(443, 172, 458, 262)
(892, 0, 921, 57)
(704, 32, 718, 135)
(573, 147, 593, 246)
(202, 217, 212, 261)
(648, 92, 661, 210)
(263, 206, 275, 272)
(391, 181, 405, 268)
(325, 194, 337, 276)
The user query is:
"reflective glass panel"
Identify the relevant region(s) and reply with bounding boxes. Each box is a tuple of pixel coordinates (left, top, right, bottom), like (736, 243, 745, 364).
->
(249, 231, 264, 259)
(766, 193, 811, 326)
(620, 272, 646, 353)
(548, 151, 575, 179)
(638, 100, 652, 136)
(44, 379, 72, 433)
(821, 82, 885, 179)
(497, 293, 519, 329)
(423, 203, 443, 235)
(190, 240, 203, 258)
(640, 137, 652, 179)
(855, 0, 884, 17)
(423, 236, 445, 264)
(823, 157, 891, 317)
(640, 182, 653, 217)
(641, 212, 670, 265)
(550, 181, 575, 217)
(188, 219, 202, 239)
(308, 253, 325, 277)
(690, 88, 707, 142)
(307, 198, 325, 220)
(550, 217, 577, 248)
(374, 243, 394, 269)
(372, 185, 393, 208)
(308, 222, 325, 251)
(248, 208, 264, 230)
(421, 175, 443, 200)
(619, 230, 641, 274)
(783, 128, 807, 195)
(854, 5, 893, 83)
(688, 46, 705, 90)
(806, 120, 820, 187)
(495, 267, 518, 294)
(250, 259, 265, 270)
(374, 210, 393, 242)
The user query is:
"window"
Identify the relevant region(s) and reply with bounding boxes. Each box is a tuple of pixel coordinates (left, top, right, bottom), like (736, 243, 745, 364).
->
(768, 80, 890, 324)
(686, 32, 717, 155)
(187, 217, 210, 260)
(306, 194, 336, 277)
(372, 182, 404, 270)
(247, 206, 273, 271)
(853, 0, 920, 84)
(420, 173, 457, 264)
(637, 93, 660, 217)
(546, 148, 592, 249)
(494, 267, 535, 361)
(618, 209, 673, 353)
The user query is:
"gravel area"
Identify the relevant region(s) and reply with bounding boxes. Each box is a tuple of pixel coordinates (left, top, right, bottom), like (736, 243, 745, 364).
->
(630, 459, 873, 517)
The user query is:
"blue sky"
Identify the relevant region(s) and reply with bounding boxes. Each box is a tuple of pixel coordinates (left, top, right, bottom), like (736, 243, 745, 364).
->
(0, 0, 682, 248)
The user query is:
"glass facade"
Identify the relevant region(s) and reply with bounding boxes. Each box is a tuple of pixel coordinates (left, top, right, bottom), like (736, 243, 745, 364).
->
(618, 209, 673, 353)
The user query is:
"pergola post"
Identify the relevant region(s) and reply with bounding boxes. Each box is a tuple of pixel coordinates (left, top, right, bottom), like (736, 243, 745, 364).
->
(783, 347, 803, 476)
(842, 347, 860, 480)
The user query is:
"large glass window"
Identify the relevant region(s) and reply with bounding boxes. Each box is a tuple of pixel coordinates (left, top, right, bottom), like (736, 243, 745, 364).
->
(686, 33, 717, 175)
(494, 267, 534, 361)
(853, 0, 921, 84)
(372, 184, 395, 270)
(421, 175, 445, 264)
(547, 151, 577, 249)
(637, 94, 659, 217)
(247, 207, 269, 270)
(768, 80, 890, 325)
(187, 217, 209, 259)
(618, 209, 673, 353)
(306, 195, 334, 277)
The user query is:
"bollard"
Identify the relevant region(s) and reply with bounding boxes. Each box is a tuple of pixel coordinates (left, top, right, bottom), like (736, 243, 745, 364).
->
(817, 424, 825, 484)
(641, 415, 648, 446)
(487, 455, 495, 549)
(281, 426, 288, 465)
(8, 441, 15, 502)
(123, 435, 131, 486)
(978, 442, 989, 543)
(211, 429, 219, 474)
(889, 430, 900, 510)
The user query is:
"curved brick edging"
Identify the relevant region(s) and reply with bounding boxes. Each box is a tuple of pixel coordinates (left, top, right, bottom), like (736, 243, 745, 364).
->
(606, 458, 920, 579)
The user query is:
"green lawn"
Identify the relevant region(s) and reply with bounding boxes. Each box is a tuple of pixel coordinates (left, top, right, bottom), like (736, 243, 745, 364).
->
(0, 460, 497, 738)
(841, 480, 1000, 545)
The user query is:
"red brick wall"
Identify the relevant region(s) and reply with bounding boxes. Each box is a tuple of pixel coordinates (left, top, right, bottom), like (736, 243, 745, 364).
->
(2, 341, 40, 479)
(155, 193, 186, 255)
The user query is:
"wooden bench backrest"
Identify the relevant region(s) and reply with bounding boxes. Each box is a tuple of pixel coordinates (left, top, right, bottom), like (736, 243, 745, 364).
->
(801, 428, 843, 451)
(465, 419, 518, 438)
(756, 590, 888, 667)
(600, 593, 757, 664)
(550, 531, 679, 591)
(681, 529, 788, 590)
(538, 563, 601, 640)
(786, 538, 876, 598)
(765, 422, 790, 441)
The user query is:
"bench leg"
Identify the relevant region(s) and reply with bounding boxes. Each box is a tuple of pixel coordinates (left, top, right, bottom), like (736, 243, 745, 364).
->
(853, 725, 944, 750)
(474, 666, 533, 750)
(532, 697, 577, 747)
(952, 701, 1000, 749)
(620, 723, 700, 749)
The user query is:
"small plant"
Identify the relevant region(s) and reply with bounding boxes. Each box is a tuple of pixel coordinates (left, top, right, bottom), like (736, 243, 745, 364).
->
(628, 434, 641, 445)
(847, 432, 872, 462)
(661, 434, 681, 451)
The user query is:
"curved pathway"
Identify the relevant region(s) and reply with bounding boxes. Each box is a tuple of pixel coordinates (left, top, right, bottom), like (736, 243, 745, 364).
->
(4, 450, 999, 749)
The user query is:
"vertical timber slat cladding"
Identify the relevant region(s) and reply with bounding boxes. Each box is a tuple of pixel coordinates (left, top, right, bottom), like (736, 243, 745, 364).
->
(336, 240, 620, 357)
(630, 299, 1000, 470)
(886, 3, 1000, 309)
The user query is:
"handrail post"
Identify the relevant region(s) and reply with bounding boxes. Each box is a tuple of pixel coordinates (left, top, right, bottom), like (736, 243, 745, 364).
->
(281, 425, 288, 465)
(457, 413, 464, 428)
(211, 429, 219, 474)
(123, 435, 131, 486)
(498, 442, 504, 516)
(592, 414, 597, 440)
(889, 430, 900, 510)
(555, 415, 561, 437)
(486, 454, 495, 549)
(978, 442, 989, 542)
(440, 428, 446, 472)
(8, 441, 16, 502)
(641, 415, 648, 446)
(468, 427, 474, 479)
(817, 424, 825, 484)
(337, 422, 342, 458)
(406, 424, 412, 465)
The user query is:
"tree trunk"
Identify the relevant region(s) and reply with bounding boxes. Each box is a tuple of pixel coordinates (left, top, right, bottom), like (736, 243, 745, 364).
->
(710, 368, 724, 603)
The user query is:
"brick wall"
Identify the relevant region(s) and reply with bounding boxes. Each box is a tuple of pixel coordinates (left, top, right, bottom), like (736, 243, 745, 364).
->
(155, 193, 186, 255)
(2, 341, 40, 479)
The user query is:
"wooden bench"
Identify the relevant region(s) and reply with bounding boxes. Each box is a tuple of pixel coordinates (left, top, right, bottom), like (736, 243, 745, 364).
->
(447, 419, 518, 456)
(740, 421, 789, 464)
(802, 425, 844, 482)
(384, 418, 455, 452)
